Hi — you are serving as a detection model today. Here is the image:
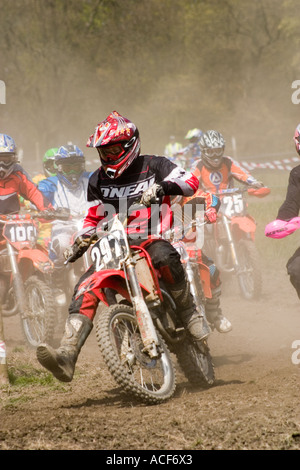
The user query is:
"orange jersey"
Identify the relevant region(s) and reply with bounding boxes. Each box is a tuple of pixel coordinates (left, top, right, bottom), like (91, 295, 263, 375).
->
(192, 156, 251, 193)
(0, 165, 52, 214)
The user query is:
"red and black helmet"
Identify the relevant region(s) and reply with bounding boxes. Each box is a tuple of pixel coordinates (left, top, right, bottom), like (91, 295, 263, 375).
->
(87, 111, 141, 179)
(294, 124, 300, 156)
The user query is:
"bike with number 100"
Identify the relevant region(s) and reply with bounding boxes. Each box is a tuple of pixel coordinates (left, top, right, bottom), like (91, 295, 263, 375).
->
(0, 210, 69, 347)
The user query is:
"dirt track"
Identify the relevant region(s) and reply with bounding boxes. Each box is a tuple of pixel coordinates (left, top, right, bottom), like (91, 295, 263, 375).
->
(1, 261, 300, 451)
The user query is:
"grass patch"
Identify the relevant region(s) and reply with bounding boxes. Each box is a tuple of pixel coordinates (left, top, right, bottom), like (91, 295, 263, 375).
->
(8, 366, 55, 387)
(2, 349, 67, 391)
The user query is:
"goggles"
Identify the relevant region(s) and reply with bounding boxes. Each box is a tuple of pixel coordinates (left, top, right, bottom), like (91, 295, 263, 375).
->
(56, 159, 84, 175)
(0, 154, 17, 167)
(97, 144, 125, 163)
(203, 147, 224, 158)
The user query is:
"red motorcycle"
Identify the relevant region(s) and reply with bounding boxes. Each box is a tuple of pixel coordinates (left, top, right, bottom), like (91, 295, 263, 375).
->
(0, 210, 68, 347)
(68, 203, 215, 405)
(203, 186, 270, 300)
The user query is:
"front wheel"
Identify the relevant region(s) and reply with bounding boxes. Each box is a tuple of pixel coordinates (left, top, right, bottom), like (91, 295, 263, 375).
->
(22, 275, 56, 348)
(175, 338, 215, 387)
(96, 304, 176, 405)
(236, 239, 262, 300)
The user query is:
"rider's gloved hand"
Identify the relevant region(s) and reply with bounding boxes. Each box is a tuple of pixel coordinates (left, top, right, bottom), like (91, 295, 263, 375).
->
(39, 207, 57, 220)
(63, 236, 90, 263)
(54, 207, 70, 220)
(204, 207, 217, 224)
(250, 180, 264, 189)
(140, 184, 165, 207)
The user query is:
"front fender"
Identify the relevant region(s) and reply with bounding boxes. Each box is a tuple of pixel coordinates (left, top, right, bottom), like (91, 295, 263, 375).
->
(231, 216, 257, 240)
(17, 248, 53, 274)
(76, 269, 130, 304)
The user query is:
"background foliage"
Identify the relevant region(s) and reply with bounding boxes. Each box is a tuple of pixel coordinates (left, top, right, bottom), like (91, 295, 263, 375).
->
(0, 0, 300, 172)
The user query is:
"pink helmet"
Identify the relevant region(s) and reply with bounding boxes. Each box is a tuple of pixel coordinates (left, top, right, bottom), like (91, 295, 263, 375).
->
(293, 124, 300, 156)
(87, 110, 141, 179)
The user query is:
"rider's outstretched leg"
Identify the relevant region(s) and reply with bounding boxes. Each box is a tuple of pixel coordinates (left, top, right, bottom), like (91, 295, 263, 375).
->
(36, 314, 93, 382)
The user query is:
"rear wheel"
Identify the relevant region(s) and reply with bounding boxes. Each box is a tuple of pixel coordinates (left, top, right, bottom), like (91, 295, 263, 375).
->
(175, 338, 215, 387)
(96, 304, 176, 404)
(22, 276, 56, 348)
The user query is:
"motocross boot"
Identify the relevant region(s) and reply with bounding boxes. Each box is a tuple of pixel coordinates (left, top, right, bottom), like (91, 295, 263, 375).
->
(168, 279, 211, 341)
(205, 287, 232, 333)
(36, 314, 93, 382)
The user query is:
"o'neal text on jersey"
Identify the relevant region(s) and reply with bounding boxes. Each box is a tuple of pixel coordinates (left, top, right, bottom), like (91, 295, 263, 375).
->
(100, 176, 155, 200)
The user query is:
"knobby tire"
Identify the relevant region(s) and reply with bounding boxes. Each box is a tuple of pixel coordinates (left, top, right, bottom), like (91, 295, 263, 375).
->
(236, 239, 262, 300)
(22, 275, 56, 348)
(96, 304, 176, 405)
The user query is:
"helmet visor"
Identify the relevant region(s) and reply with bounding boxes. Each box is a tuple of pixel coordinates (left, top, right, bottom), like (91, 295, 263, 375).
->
(97, 144, 125, 163)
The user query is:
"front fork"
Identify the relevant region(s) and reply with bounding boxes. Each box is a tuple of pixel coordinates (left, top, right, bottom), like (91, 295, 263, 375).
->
(125, 262, 160, 359)
(7, 243, 27, 318)
(185, 257, 208, 321)
(218, 216, 240, 272)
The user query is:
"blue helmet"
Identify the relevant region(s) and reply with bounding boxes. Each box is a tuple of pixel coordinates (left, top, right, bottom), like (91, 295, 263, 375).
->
(0, 133, 18, 179)
(54, 143, 85, 187)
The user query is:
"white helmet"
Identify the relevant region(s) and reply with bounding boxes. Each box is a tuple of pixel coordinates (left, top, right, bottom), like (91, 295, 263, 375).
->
(199, 130, 225, 169)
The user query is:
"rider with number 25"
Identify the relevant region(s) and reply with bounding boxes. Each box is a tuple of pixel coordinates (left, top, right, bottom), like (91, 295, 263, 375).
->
(36, 111, 217, 382)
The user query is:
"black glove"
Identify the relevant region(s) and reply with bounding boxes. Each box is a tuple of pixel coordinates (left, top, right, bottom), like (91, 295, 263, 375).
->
(63, 236, 90, 263)
(140, 184, 165, 207)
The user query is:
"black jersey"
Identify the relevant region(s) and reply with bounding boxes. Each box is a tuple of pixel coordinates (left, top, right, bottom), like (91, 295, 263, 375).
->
(277, 165, 300, 221)
(82, 154, 199, 237)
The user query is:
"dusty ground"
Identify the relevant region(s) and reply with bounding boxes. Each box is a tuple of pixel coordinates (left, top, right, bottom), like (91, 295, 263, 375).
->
(0, 261, 300, 452)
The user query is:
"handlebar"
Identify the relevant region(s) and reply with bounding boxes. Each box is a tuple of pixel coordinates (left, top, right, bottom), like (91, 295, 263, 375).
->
(215, 186, 270, 198)
(215, 188, 246, 195)
(0, 208, 71, 224)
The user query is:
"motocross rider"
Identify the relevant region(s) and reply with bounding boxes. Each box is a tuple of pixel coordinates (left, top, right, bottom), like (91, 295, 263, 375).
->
(20, 147, 59, 247)
(191, 130, 264, 334)
(180, 128, 203, 170)
(42, 147, 59, 179)
(0, 133, 53, 215)
(164, 136, 183, 163)
(192, 130, 264, 192)
(36, 110, 220, 383)
(38, 143, 95, 289)
(275, 123, 300, 299)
